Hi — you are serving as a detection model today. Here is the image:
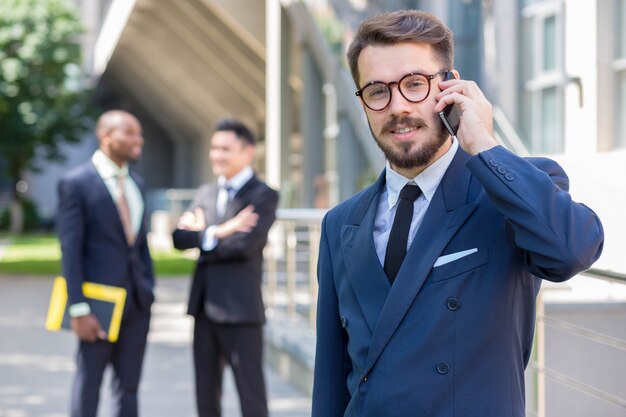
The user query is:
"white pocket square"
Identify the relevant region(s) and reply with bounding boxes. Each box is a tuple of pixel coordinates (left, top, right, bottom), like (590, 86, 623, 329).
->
(434, 248, 478, 267)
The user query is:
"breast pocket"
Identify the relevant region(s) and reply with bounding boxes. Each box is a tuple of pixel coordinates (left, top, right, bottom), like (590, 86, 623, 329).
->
(429, 246, 489, 283)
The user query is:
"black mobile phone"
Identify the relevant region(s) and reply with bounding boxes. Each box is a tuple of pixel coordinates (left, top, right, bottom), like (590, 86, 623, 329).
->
(438, 71, 461, 136)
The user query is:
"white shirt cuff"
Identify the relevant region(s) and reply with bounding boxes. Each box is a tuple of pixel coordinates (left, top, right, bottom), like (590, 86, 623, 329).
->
(201, 225, 218, 251)
(69, 302, 91, 317)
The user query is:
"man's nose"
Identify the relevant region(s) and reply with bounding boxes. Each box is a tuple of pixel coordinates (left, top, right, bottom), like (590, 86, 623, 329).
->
(387, 85, 412, 114)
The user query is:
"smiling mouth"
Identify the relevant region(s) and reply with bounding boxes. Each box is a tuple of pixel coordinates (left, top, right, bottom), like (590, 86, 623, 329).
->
(392, 126, 418, 134)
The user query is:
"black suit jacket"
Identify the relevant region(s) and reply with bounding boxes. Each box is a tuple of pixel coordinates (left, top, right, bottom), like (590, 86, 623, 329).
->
(172, 175, 279, 324)
(57, 161, 155, 312)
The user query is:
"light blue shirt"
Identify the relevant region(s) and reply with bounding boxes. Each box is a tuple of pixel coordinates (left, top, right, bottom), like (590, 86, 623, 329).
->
(373, 139, 459, 267)
(202, 166, 254, 251)
(91, 150, 143, 235)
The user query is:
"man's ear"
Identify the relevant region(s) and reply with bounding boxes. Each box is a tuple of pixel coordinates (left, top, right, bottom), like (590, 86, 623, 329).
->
(245, 144, 256, 161)
(451, 69, 460, 79)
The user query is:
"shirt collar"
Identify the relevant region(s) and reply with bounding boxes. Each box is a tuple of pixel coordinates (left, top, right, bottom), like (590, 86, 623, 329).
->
(218, 166, 254, 192)
(92, 150, 129, 179)
(385, 138, 459, 209)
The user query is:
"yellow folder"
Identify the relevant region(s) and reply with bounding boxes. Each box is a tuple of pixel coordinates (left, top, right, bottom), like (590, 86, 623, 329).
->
(45, 276, 126, 343)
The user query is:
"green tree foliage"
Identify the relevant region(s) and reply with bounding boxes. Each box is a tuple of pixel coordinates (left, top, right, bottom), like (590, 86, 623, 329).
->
(0, 0, 94, 196)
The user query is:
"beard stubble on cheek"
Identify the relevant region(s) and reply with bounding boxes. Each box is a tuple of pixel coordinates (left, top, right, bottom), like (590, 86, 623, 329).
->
(370, 114, 450, 170)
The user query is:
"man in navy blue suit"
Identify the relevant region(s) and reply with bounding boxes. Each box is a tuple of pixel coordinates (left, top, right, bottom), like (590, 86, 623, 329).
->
(312, 10, 604, 417)
(57, 110, 154, 417)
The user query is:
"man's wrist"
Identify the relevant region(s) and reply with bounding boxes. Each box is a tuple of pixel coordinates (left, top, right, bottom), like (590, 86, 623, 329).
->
(468, 136, 499, 155)
(69, 302, 91, 317)
(201, 225, 219, 251)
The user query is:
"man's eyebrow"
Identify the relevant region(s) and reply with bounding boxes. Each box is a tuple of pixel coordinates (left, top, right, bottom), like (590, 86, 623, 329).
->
(361, 69, 431, 85)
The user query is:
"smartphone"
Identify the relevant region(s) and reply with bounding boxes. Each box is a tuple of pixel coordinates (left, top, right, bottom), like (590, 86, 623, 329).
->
(438, 71, 461, 136)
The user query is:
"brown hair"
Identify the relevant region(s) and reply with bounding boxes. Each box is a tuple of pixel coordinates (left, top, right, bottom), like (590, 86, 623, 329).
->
(346, 10, 454, 87)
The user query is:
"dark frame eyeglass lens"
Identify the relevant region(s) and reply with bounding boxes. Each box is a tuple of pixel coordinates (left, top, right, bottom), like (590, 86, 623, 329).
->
(360, 73, 431, 111)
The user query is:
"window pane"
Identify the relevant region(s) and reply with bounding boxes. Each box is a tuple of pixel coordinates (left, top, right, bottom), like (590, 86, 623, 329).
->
(543, 15, 556, 71)
(541, 87, 562, 153)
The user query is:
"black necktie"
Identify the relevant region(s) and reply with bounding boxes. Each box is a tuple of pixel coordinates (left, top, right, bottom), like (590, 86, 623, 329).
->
(384, 183, 422, 283)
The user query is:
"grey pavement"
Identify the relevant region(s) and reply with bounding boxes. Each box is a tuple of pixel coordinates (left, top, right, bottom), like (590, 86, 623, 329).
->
(0, 276, 311, 417)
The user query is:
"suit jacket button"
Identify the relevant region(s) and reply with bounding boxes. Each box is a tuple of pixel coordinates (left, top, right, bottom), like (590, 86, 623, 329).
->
(436, 362, 450, 375)
(505, 173, 515, 181)
(489, 159, 499, 167)
(341, 316, 347, 328)
(447, 297, 459, 311)
(497, 166, 507, 174)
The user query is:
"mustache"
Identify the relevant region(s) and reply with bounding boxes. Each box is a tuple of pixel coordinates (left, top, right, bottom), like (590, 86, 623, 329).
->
(380, 116, 428, 135)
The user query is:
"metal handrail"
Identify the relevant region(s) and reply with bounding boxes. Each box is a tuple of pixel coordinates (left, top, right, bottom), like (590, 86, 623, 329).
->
(531, 270, 626, 415)
(584, 267, 626, 283)
(528, 362, 626, 408)
(537, 315, 626, 352)
(264, 211, 324, 328)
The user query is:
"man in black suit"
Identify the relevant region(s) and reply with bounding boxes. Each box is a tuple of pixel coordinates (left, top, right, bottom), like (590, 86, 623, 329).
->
(173, 119, 279, 417)
(57, 110, 155, 417)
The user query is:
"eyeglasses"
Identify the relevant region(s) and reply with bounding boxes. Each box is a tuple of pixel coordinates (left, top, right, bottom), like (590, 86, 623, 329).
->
(355, 70, 450, 111)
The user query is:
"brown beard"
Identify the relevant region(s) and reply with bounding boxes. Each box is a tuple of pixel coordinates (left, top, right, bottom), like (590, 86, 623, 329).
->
(369, 115, 450, 169)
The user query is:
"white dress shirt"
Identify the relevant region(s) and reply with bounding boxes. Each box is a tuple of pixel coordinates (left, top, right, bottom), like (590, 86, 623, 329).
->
(373, 139, 459, 267)
(91, 150, 143, 235)
(202, 166, 254, 251)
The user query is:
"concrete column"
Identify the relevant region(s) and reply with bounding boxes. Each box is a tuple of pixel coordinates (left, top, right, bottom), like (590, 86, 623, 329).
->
(300, 48, 325, 208)
(323, 83, 339, 207)
(563, 0, 597, 156)
(279, 7, 293, 206)
(337, 118, 368, 201)
(596, 0, 617, 152)
(265, 0, 282, 190)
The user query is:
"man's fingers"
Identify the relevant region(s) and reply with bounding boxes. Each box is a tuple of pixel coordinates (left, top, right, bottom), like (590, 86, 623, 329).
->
(433, 91, 467, 112)
(194, 208, 205, 224)
(177, 212, 195, 228)
(239, 205, 255, 216)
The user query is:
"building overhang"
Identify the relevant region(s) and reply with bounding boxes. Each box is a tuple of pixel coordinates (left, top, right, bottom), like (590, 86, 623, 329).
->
(93, 0, 266, 137)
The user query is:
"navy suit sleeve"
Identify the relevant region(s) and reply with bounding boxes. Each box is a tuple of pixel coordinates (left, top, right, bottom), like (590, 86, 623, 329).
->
(57, 177, 87, 305)
(467, 146, 604, 281)
(312, 215, 351, 417)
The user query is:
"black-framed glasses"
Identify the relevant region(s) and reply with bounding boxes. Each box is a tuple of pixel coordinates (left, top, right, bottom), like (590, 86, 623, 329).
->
(355, 70, 450, 111)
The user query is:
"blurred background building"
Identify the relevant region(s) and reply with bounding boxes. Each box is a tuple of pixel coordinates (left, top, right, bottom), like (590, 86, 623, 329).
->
(3, 1, 624, 415)
(12, 0, 624, 275)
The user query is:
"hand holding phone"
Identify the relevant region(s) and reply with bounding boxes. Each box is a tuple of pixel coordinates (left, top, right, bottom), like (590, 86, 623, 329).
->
(438, 72, 461, 136)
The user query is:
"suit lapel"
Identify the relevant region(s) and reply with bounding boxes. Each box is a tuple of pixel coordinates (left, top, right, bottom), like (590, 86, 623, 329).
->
(128, 170, 146, 242)
(364, 148, 477, 372)
(88, 163, 129, 245)
(340, 172, 390, 334)
(224, 175, 259, 219)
